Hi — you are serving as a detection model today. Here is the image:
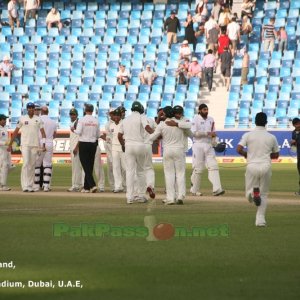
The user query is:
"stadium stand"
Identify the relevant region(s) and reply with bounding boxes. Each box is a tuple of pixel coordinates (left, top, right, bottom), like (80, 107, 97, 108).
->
(0, 0, 298, 130)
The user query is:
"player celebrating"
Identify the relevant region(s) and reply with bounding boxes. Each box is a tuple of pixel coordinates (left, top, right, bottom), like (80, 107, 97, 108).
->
(8, 102, 46, 192)
(33, 106, 57, 192)
(190, 104, 225, 196)
(237, 112, 279, 227)
(0, 114, 11, 191)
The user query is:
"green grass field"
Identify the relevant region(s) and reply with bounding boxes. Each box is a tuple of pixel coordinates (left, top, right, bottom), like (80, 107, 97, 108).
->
(0, 164, 300, 300)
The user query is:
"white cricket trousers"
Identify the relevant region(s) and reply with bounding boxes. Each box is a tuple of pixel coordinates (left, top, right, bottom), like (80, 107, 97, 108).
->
(0, 147, 9, 187)
(21, 146, 37, 190)
(245, 163, 272, 225)
(125, 144, 146, 201)
(163, 147, 186, 201)
(112, 149, 126, 190)
(144, 144, 155, 189)
(191, 142, 222, 193)
(94, 146, 105, 189)
(71, 150, 83, 189)
(34, 143, 54, 189)
(104, 142, 115, 190)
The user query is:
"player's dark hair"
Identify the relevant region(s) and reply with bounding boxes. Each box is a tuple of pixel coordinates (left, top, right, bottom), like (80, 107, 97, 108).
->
(255, 112, 267, 126)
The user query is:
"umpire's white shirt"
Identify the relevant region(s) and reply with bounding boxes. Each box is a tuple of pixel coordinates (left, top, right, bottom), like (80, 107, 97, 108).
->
(119, 111, 148, 145)
(74, 115, 100, 142)
(17, 115, 44, 147)
(191, 115, 215, 144)
(238, 127, 279, 165)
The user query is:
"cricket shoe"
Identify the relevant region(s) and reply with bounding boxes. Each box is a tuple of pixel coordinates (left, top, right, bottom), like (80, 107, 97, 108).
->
(191, 192, 203, 196)
(81, 189, 90, 193)
(256, 222, 266, 227)
(43, 186, 50, 192)
(164, 200, 176, 205)
(146, 186, 155, 199)
(213, 189, 225, 196)
(253, 188, 261, 206)
(98, 188, 105, 192)
(113, 189, 124, 193)
(90, 186, 97, 193)
(0, 186, 11, 191)
(137, 196, 148, 203)
(67, 187, 81, 192)
(127, 199, 134, 204)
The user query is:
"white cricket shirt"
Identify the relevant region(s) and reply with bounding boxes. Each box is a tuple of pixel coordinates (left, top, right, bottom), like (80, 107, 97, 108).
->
(191, 114, 215, 144)
(74, 115, 100, 143)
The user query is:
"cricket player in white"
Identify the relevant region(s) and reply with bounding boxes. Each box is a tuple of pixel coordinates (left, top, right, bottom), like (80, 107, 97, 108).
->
(110, 108, 126, 192)
(8, 102, 46, 192)
(149, 106, 191, 205)
(94, 142, 106, 192)
(118, 101, 153, 204)
(103, 110, 115, 191)
(237, 112, 279, 227)
(0, 114, 11, 191)
(68, 108, 83, 192)
(34, 106, 57, 192)
(191, 103, 224, 196)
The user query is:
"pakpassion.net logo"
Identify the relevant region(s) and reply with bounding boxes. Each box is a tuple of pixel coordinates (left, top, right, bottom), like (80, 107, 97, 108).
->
(53, 222, 229, 241)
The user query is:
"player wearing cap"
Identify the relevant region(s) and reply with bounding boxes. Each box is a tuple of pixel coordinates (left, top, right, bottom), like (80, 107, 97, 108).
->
(291, 118, 300, 195)
(118, 101, 154, 204)
(110, 108, 126, 193)
(67, 108, 83, 192)
(0, 114, 11, 191)
(149, 106, 191, 205)
(33, 106, 57, 192)
(237, 112, 279, 227)
(8, 102, 46, 192)
(191, 104, 225, 196)
(72, 104, 99, 193)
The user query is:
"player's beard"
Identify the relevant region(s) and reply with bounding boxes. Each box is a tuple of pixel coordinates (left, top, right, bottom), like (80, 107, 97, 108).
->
(199, 111, 208, 119)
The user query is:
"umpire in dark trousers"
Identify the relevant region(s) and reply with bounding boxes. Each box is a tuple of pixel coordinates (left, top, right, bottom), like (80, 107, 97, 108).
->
(72, 104, 99, 193)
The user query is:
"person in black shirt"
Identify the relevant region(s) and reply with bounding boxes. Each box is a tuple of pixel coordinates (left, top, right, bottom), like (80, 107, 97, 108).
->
(291, 118, 300, 195)
(164, 10, 181, 47)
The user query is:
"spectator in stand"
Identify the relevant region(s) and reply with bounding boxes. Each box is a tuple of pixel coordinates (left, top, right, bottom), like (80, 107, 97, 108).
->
(195, 0, 209, 22)
(139, 65, 157, 86)
(277, 27, 288, 55)
(241, 0, 255, 20)
(218, 28, 230, 57)
(117, 65, 130, 89)
(262, 18, 277, 53)
(219, 46, 232, 91)
(195, 22, 205, 38)
(177, 58, 190, 84)
(184, 13, 196, 51)
(24, 0, 40, 23)
(46, 7, 63, 31)
(179, 40, 192, 60)
(204, 15, 218, 39)
(207, 24, 219, 54)
(218, 7, 231, 28)
(227, 17, 240, 56)
(241, 47, 249, 85)
(8, 0, 20, 31)
(211, 0, 222, 22)
(201, 49, 217, 92)
(0, 56, 15, 78)
(224, 0, 233, 10)
(164, 10, 181, 47)
(241, 15, 252, 35)
(188, 57, 202, 79)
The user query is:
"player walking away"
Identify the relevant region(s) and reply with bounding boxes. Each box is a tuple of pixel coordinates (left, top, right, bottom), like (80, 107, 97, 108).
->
(72, 104, 99, 193)
(0, 114, 11, 191)
(191, 104, 225, 196)
(291, 118, 300, 195)
(67, 108, 83, 192)
(8, 102, 46, 192)
(118, 101, 154, 204)
(33, 106, 57, 192)
(110, 108, 126, 193)
(237, 112, 279, 227)
(102, 109, 115, 192)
